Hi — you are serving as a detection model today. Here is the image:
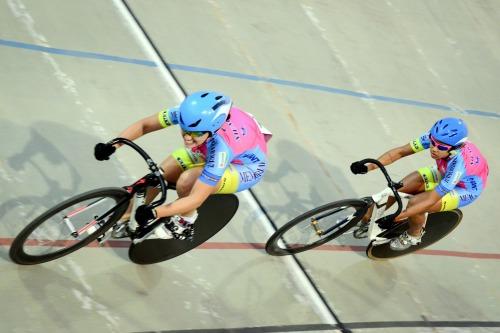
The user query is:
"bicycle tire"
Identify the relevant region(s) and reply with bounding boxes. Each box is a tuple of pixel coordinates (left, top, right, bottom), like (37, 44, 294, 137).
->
(129, 193, 239, 264)
(9, 187, 130, 265)
(366, 209, 463, 260)
(266, 199, 368, 256)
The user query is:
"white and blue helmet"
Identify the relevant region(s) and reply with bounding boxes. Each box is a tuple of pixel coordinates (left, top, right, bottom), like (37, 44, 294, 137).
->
(179, 91, 232, 135)
(430, 117, 468, 147)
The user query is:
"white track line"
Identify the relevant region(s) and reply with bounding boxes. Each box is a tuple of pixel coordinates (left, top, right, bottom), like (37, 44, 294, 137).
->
(112, 0, 337, 326)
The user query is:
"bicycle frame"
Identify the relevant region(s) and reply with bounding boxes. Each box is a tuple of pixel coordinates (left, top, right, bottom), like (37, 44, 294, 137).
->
(357, 158, 411, 244)
(62, 138, 172, 244)
(365, 187, 413, 244)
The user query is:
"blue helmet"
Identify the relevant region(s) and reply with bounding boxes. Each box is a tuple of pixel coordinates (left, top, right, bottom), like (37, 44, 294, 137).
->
(179, 91, 232, 134)
(430, 117, 468, 146)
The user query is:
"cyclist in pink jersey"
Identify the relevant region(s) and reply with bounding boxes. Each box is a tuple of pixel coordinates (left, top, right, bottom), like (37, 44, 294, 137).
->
(94, 91, 271, 240)
(350, 117, 489, 250)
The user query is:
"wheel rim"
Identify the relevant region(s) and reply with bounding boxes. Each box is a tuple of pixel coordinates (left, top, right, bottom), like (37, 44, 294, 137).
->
(273, 204, 361, 253)
(21, 194, 124, 257)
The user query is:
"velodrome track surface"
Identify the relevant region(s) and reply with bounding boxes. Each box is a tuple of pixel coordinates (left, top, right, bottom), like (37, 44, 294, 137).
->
(1, 1, 500, 332)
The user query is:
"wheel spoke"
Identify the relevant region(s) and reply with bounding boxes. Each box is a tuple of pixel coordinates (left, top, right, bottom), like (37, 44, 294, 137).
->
(266, 200, 367, 255)
(10, 188, 130, 264)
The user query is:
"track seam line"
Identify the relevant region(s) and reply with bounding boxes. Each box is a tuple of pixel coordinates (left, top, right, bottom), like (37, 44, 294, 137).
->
(112, 0, 346, 331)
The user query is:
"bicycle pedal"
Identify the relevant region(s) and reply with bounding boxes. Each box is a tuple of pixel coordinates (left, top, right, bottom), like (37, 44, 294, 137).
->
(97, 231, 112, 246)
(111, 223, 131, 239)
(353, 225, 369, 239)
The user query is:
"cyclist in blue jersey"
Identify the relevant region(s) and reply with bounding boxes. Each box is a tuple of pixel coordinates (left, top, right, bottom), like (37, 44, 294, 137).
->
(350, 117, 489, 250)
(94, 91, 271, 240)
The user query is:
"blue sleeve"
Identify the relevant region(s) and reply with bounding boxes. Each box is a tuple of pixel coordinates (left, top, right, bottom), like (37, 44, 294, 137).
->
(435, 155, 466, 196)
(199, 136, 234, 186)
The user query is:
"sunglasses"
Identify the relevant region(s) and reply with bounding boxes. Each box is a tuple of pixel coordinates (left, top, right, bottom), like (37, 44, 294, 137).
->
(182, 130, 208, 138)
(429, 135, 453, 151)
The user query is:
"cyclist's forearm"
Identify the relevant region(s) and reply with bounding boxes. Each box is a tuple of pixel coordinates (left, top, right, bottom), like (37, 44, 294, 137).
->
(117, 122, 147, 141)
(154, 196, 203, 218)
(115, 116, 162, 147)
(154, 181, 213, 218)
(368, 144, 412, 171)
(367, 149, 401, 171)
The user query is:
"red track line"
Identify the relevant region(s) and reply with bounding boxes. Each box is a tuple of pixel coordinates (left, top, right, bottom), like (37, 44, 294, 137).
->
(1, 238, 500, 260)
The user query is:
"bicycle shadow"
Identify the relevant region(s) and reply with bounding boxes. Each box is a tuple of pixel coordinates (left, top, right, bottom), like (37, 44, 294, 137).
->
(0, 120, 131, 262)
(234, 138, 362, 246)
(10, 261, 182, 331)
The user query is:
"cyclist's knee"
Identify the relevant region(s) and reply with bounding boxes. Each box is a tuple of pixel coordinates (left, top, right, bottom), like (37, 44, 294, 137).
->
(400, 171, 426, 194)
(176, 168, 202, 196)
(161, 156, 183, 183)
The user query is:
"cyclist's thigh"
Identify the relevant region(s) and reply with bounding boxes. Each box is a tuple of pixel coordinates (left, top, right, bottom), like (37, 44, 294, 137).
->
(400, 170, 427, 194)
(177, 167, 204, 196)
(164, 147, 205, 183)
(417, 166, 441, 192)
(215, 160, 268, 194)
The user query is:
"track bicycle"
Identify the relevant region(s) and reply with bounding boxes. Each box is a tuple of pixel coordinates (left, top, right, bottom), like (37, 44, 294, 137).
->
(9, 138, 239, 265)
(265, 158, 462, 259)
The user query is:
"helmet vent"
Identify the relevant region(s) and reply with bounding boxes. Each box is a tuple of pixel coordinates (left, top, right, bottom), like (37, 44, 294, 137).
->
(212, 100, 226, 110)
(188, 119, 202, 128)
(215, 95, 222, 100)
(201, 93, 209, 98)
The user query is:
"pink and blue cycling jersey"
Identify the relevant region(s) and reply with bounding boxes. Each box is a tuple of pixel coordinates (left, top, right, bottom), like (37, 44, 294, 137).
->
(160, 106, 270, 190)
(411, 132, 489, 199)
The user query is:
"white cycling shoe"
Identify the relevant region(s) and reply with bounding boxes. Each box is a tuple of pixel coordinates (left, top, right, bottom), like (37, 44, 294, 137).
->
(390, 230, 424, 251)
(144, 215, 195, 241)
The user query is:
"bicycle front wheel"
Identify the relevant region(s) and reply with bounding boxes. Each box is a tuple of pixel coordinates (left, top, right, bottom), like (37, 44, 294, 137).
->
(266, 199, 368, 256)
(9, 187, 130, 265)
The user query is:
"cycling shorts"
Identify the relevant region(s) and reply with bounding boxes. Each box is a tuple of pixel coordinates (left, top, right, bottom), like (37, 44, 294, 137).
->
(171, 147, 267, 194)
(418, 166, 480, 211)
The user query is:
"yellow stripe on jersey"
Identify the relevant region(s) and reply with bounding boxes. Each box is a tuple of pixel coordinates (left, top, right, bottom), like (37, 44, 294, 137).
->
(410, 138, 424, 152)
(158, 109, 173, 128)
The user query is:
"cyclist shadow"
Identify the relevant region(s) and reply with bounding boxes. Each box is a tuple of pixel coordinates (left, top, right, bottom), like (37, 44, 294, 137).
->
(0, 120, 128, 262)
(11, 262, 185, 330)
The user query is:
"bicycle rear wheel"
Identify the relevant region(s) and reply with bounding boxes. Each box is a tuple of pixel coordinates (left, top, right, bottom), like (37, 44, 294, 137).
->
(9, 187, 130, 265)
(366, 209, 463, 260)
(265, 199, 368, 256)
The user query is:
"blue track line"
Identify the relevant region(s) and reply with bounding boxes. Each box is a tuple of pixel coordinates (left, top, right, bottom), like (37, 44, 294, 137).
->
(1, 38, 498, 119)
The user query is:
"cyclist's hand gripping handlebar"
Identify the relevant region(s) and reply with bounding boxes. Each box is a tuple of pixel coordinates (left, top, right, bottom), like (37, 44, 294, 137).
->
(354, 158, 404, 222)
(106, 138, 168, 210)
(350, 161, 368, 174)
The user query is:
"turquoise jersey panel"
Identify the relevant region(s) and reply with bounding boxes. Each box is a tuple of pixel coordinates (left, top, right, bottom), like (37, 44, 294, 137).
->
(200, 135, 234, 186)
(411, 132, 488, 199)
